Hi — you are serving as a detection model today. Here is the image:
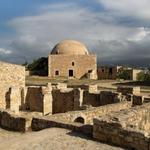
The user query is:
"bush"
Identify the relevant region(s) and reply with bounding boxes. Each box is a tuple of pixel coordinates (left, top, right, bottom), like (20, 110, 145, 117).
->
(117, 70, 131, 80)
(137, 72, 150, 81)
(27, 57, 48, 76)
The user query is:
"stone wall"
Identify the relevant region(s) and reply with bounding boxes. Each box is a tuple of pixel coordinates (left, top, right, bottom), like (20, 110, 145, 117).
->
(0, 109, 26, 132)
(117, 86, 140, 95)
(97, 66, 117, 80)
(83, 91, 122, 107)
(25, 84, 53, 115)
(25, 86, 43, 112)
(52, 89, 74, 114)
(48, 55, 97, 79)
(32, 118, 93, 136)
(0, 61, 25, 109)
(41, 101, 131, 124)
(93, 103, 150, 150)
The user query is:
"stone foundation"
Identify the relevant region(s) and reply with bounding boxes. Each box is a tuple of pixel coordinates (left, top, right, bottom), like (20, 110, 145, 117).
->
(0, 109, 26, 132)
(93, 103, 150, 150)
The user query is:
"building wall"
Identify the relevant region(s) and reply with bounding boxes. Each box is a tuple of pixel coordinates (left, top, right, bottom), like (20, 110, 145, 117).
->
(0, 61, 25, 109)
(97, 66, 117, 80)
(48, 55, 97, 79)
(132, 69, 142, 81)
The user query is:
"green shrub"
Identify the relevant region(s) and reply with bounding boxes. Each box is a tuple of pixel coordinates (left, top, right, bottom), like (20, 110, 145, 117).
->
(137, 72, 150, 81)
(117, 70, 131, 80)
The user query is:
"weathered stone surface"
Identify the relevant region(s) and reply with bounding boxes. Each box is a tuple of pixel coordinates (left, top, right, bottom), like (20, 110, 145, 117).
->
(132, 95, 144, 106)
(0, 61, 25, 109)
(93, 103, 150, 150)
(0, 110, 26, 132)
(31, 101, 131, 126)
(48, 54, 97, 79)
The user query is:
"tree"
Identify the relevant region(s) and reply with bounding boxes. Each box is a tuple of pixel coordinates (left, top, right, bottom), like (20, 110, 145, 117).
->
(27, 57, 48, 76)
(117, 70, 130, 80)
(137, 72, 150, 81)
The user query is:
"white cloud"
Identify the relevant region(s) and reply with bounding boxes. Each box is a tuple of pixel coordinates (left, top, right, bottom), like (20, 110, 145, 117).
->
(0, 48, 12, 55)
(128, 27, 150, 41)
(96, 0, 150, 20)
(2, 1, 150, 66)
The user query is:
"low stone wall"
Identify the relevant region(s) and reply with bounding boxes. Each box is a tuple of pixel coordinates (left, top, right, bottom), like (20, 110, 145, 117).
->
(31, 102, 131, 127)
(32, 118, 93, 136)
(117, 86, 140, 95)
(0, 109, 26, 132)
(93, 103, 150, 150)
(83, 91, 123, 107)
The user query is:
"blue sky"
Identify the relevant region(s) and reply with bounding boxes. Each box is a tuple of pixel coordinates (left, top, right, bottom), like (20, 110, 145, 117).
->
(0, 0, 150, 66)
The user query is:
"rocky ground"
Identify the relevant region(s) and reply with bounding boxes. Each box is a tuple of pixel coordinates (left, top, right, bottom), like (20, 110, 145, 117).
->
(0, 128, 125, 150)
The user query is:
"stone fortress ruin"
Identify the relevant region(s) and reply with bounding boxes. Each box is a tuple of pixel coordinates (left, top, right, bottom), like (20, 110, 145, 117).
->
(0, 40, 150, 150)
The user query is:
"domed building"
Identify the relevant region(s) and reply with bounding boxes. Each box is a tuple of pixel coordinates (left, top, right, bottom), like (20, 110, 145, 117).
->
(48, 40, 97, 79)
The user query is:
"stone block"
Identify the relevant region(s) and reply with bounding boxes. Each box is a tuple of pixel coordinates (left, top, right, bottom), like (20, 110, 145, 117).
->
(132, 95, 144, 106)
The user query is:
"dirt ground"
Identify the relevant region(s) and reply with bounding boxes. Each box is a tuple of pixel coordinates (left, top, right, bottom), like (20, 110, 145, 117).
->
(0, 128, 125, 150)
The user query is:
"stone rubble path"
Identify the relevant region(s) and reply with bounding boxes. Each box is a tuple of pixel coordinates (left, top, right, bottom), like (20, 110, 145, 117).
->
(0, 128, 125, 150)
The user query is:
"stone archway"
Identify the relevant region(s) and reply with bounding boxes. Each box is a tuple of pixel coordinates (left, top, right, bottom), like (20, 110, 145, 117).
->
(74, 116, 85, 124)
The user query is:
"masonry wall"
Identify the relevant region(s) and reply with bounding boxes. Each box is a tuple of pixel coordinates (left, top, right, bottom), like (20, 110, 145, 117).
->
(93, 103, 150, 150)
(97, 66, 117, 80)
(52, 89, 74, 114)
(25, 87, 43, 112)
(83, 91, 120, 107)
(48, 55, 97, 79)
(0, 61, 25, 109)
(46, 101, 131, 124)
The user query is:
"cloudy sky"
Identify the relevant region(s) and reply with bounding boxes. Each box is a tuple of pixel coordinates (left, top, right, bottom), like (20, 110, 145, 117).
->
(0, 0, 150, 66)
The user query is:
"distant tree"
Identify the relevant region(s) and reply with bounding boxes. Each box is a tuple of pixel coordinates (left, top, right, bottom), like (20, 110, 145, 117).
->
(137, 72, 150, 81)
(117, 70, 130, 80)
(27, 57, 48, 76)
(137, 72, 145, 81)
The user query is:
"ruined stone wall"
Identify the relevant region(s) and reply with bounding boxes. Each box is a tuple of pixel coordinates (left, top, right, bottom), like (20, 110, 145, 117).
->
(52, 89, 74, 114)
(97, 66, 117, 80)
(0, 109, 26, 132)
(117, 86, 140, 95)
(48, 55, 97, 79)
(25, 87, 43, 112)
(83, 91, 121, 107)
(0, 61, 25, 109)
(24, 84, 53, 115)
(93, 103, 150, 150)
(46, 101, 131, 124)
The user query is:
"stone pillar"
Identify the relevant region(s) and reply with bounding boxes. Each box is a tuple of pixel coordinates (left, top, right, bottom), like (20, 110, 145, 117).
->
(10, 87, 21, 113)
(42, 83, 53, 115)
(56, 83, 67, 90)
(88, 84, 98, 93)
(74, 88, 83, 110)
